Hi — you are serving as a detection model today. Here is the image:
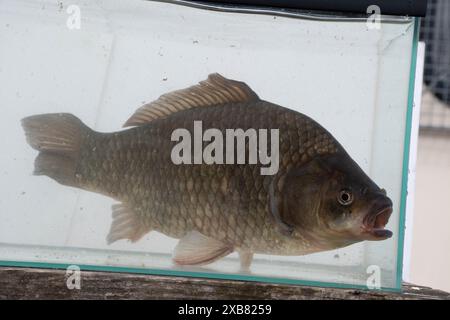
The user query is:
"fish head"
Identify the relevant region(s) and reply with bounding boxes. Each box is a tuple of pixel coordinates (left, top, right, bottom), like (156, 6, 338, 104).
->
(317, 168, 393, 244)
(281, 154, 393, 249)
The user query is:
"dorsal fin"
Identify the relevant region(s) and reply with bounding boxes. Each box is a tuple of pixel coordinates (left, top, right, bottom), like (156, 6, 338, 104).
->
(123, 73, 260, 127)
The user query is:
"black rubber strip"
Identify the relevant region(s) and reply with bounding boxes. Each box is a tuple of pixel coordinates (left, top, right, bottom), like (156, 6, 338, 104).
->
(196, 0, 428, 17)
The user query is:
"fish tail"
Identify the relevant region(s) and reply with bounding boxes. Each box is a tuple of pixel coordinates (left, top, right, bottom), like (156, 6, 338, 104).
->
(21, 113, 92, 187)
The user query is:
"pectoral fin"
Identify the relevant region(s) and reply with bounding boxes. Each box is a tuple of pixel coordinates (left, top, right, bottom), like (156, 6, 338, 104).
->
(106, 203, 150, 244)
(173, 231, 233, 266)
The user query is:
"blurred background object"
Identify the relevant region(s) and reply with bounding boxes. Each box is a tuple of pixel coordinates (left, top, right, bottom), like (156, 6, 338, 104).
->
(410, 0, 450, 292)
(419, 0, 450, 130)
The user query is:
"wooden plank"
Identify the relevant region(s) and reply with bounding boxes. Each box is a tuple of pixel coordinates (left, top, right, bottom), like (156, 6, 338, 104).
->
(0, 266, 448, 300)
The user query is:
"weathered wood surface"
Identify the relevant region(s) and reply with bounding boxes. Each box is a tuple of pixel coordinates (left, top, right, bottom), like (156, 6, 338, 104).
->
(0, 267, 448, 300)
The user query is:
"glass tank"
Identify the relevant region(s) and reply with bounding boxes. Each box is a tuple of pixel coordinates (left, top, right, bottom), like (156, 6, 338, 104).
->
(0, 0, 419, 291)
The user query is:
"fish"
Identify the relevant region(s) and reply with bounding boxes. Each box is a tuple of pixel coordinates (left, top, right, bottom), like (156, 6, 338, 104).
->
(21, 73, 393, 270)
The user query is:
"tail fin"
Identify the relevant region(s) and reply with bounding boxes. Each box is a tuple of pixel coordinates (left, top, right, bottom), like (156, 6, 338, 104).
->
(21, 113, 91, 187)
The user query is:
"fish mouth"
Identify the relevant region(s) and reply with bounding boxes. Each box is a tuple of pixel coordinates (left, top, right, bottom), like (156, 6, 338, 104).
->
(362, 206, 393, 240)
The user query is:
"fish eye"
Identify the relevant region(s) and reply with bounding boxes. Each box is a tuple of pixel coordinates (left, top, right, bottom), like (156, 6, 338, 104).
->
(338, 189, 353, 206)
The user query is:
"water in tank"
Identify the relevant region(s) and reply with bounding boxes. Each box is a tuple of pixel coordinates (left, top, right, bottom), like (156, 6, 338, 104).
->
(0, 0, 419, 291)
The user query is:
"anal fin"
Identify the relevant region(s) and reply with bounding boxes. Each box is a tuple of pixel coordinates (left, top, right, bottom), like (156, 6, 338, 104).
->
(173, 231, 233, 266)
(107, 203, 150, 244)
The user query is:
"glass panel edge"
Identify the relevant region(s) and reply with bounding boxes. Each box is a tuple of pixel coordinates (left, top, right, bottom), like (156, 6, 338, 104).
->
(395, 16, 420, 291)
(0, 260, 401, 293)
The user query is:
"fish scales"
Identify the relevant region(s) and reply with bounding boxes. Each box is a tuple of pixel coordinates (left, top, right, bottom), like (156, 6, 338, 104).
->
(77, 102, 337, 253)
